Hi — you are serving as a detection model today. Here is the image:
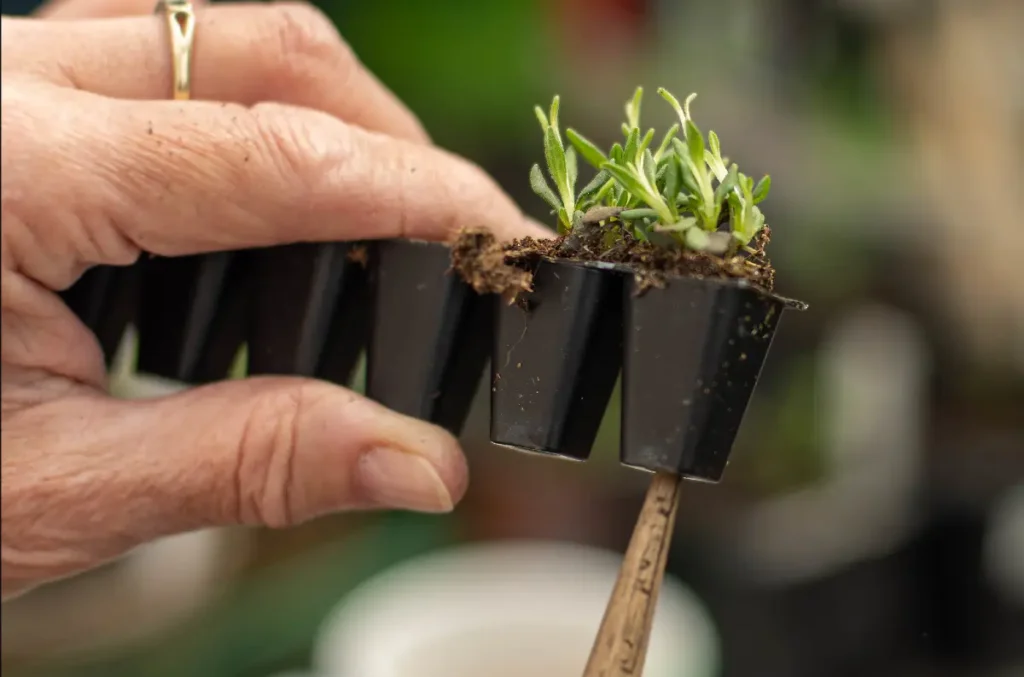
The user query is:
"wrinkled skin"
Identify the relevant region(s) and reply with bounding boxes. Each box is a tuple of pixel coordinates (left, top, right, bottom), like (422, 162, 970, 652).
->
(0, 0, 547, 600)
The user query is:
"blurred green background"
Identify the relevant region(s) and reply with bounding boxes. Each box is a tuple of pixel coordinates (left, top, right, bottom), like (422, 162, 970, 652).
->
(2, 1, 1022, 676)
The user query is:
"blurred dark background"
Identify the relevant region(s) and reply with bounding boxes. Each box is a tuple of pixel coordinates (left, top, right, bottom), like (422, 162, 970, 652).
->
(2, 0, 1022, 676)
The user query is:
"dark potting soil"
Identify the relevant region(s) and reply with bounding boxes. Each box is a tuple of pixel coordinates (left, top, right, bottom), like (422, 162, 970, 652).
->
(451, 219, 776, 300)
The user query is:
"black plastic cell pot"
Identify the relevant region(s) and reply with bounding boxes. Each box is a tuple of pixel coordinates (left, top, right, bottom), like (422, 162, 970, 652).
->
(490, 259, 625, 460)
(245, 242, 369, 385)
(135, 252, 245, 383)
(620, 276, 805, 480)
(365, 239, 492, 435)
(61, 263, 140, 365)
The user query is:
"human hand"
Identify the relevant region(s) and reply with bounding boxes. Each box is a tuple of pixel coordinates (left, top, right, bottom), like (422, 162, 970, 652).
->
(0, 0, 548, 599)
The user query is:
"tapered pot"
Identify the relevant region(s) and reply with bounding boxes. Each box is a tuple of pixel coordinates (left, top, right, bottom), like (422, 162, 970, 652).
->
(620, 275, 806, 480)
(365, 239, 492, 435)
(245, 242, 370, 385)
(61, 263, 141, 365)
(135, 253, 245, 383)
(490, 259, 625, 460)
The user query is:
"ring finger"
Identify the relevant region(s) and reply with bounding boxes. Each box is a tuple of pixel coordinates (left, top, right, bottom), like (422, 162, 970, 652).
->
(34, 0, 203, 20)
(16, 2, 429, 143)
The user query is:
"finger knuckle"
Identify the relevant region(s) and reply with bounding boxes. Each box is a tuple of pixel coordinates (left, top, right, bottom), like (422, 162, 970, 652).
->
(263, 3, 356, 93)
(247, 102, 352, 192)
(234, 385, 312, 529)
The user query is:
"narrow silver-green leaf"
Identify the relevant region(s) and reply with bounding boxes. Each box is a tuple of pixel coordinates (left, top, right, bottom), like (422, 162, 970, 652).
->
(544, 126, 570, 208)
(683, 92, 697, 120)
(626, 86, 643, 129)
(594, 177, 617, 204)
(602, 162, 649, 202)
(534, 105, 549, 132)
(619, 208, 661, 220)
(556, 207, 570, 234)
(578, 170, 610, 202)
(654, 123, 679, 161)
(610, 143, 624, 164)
(685, 119, 705, 168)
(639, 128, 655, 155)
(549, 95, 561, 142)
(657, 87, 687, 127)
(714, 164, 740, 204)
(753, 175, 771, 203)
(623, 127, 640, 163)
(653, 216, 698, 232)
(529, 163, 561, 211)
(642, 148, 658, 188)
(708, 130, 721, 158)
(566, 128, 609, 169)
(663, 158, 681, 208)
(704, 151, 725, 181)
(566, 147, 578, 195)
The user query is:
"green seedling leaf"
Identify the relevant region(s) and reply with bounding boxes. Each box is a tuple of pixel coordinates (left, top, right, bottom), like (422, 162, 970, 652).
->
(705, 150, 727, 181)
(578, 170, 610, 202)
(529, 163, 561, 211)
(633, 222, 650, 242)
(642, 148, 658, 189)
(602, 162, 650, 202)
(626, 86, 643, 129)
(656, 161, 669, 183)
(753, 175, 771, 203)
(639, 128, 655, 155)
(663, 158, 681, 211)
(534, 105, 549, 132)
(619, 208, 661, 220)
(594, 177, 617, 204)
(685, 119, 705, 168)
(566, 128, 609, 169)
(566, 147, 578, 195)
(678, 192, 699, 212)
(751, 205, 766, 233)
(675, 152, 700, 196)
(556, 207, 570, 234)
(623, 127, 640, 163)
(653, 216, 698, 232)
(654, 124, 679, 161)
(683, 92, 697, 120)
(708, 130, 721, 159)
(544, 126, 570, 205)
(610, 142, 624, 164)
(549, 96, 561, 142)
(657, 87, 687, 128)
(714, 164, 740, 204)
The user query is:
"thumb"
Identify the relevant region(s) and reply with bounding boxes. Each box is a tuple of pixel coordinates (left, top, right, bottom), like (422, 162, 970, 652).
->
(128, 376, 468, 529)
(2, 374, 467, 598)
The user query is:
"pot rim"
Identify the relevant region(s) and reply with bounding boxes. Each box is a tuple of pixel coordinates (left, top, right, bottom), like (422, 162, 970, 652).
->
(535, 256, 808, 310)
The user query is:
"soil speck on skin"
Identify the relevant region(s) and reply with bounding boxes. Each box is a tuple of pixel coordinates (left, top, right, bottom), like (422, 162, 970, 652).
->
(450, 221, 776, 299)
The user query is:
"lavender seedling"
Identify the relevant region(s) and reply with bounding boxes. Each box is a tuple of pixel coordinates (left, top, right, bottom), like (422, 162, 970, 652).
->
(528, 87, 773, 254)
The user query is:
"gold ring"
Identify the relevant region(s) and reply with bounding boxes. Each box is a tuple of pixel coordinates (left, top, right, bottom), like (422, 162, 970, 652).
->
(154, 0, 196, 100)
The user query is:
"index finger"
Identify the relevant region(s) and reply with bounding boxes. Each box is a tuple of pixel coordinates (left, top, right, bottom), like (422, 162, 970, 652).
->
(50, 94, 549, 262)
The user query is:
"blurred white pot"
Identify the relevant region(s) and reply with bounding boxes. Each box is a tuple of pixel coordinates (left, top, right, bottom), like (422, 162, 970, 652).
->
(311, 540, 719, 677)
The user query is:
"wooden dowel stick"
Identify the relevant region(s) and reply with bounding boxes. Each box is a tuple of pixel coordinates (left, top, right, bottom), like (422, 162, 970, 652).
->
(582, 471, 683, 677)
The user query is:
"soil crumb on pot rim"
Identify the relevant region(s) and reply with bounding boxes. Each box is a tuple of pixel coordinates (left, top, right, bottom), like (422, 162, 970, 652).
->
(450, 223, 776, 299)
